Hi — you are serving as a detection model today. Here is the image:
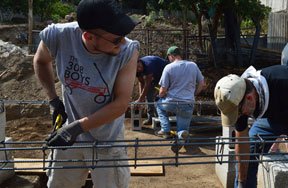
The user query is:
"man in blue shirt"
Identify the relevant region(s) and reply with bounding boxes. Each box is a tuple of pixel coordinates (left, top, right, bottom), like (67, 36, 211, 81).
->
(136, 55, 168, 125)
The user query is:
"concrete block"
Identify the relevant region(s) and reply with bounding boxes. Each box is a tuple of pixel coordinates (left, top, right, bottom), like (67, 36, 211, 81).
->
(0, 137, 15, 184)
(258, 155, 288, 188)
(215, 136, 236, 188)
(130, 107, 142, 131)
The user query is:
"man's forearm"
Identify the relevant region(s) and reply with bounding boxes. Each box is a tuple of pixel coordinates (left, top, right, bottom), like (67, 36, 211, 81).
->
(195, 80, 205, 96)
(139, 84, 150, 101)
(236, 143, 250, 181)
(137, 82, 145, 101)
(33, 41, 57, 100)
(159, 87, 167, 98)
(34, 61, 57, 100)
(235, 129, 250, 182)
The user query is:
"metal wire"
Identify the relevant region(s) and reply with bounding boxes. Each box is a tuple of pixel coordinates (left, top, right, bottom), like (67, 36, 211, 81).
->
(1, 99, 48, 105)
(0, 135, 287, 171)
(1, 99, 215, 106)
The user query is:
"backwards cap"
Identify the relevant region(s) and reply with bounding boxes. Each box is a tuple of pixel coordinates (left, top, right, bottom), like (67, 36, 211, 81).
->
(166, 46, 181, 56)
(214, 74, 246, 127)
(77, 0, 138, 36)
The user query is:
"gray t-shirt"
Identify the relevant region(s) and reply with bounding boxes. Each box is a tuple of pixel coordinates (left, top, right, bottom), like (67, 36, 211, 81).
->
(159, 60, 204, 102)
(40, 22, 139, 141)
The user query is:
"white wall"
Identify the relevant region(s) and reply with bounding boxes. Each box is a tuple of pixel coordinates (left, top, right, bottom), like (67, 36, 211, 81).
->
(260, 0, 288, 12)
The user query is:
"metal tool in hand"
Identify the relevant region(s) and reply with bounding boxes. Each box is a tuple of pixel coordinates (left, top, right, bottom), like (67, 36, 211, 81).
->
(53, 114, 63, 132)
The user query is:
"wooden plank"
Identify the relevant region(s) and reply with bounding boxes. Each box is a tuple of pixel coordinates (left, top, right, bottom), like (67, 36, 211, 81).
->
(129, 160, 164, 176)
(14, 158, 164, 176)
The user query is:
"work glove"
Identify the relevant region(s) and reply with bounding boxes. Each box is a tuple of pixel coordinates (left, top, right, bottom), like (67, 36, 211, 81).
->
(46, 120, 84, 147)
(49, 97, 67, 127)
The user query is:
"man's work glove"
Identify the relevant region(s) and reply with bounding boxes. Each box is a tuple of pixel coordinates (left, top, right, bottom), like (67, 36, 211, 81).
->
(49, 97, 67, 127)
(46, 120, 84, 147)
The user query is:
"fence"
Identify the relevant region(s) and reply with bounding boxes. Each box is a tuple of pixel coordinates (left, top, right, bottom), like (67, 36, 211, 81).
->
(30, 28, 285, 65)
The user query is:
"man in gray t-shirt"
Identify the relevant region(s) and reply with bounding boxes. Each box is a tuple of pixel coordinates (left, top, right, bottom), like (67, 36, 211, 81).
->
(155, 46, 205, 153)
(33, 0, 139, 187)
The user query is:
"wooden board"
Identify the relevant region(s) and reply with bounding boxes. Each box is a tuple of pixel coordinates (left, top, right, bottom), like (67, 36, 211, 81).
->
(14, 158, 164, 176)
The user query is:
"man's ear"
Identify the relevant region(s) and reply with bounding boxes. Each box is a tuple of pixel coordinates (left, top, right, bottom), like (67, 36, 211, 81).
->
(246, 93, 253, 101)
(83, 32, 92, 40)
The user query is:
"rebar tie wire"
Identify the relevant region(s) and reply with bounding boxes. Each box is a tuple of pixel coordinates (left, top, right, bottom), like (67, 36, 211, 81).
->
(0, 136, 288, 171)
(215, 136, 225, 165)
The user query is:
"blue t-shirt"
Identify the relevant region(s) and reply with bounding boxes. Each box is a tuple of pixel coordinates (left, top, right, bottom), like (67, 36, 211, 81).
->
(138, 56, 168, 84)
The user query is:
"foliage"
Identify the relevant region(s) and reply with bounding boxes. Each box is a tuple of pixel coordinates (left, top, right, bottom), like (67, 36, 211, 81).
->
(122, 0, 148, 10)
(0, 0, 28, 13)
(33, 0, 58, 21)
(0, 0, 76, 22)
(145, 11, 157, 27)
(51, 1, 75, 22)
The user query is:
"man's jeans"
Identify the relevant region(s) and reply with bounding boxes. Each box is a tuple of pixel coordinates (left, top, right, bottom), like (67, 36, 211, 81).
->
(156, 98, 194, 138)
(234, 118, 288, 188)
(146, 83, 157, 121)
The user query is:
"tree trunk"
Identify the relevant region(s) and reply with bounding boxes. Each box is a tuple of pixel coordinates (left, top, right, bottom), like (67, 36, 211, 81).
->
(224, 8, 243, 66)
(28, 0, 33, 54)
(249, 20, 261, 65)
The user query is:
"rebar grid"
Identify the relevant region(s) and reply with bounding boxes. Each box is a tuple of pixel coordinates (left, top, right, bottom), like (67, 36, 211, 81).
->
(1, 135, 287, 171)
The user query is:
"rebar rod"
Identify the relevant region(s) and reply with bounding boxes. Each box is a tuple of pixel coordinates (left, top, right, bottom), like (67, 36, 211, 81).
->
(0, 135, 287, 171)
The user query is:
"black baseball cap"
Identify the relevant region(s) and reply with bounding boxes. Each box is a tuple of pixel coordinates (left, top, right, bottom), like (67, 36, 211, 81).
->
(77, 0, 138, 36)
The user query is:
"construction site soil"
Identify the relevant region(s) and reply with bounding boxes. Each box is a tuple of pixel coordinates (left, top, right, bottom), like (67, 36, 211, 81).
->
(0, 24, 280, 188)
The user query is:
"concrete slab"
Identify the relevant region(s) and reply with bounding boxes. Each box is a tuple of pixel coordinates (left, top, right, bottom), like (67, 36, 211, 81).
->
(258, 155, 288, 188)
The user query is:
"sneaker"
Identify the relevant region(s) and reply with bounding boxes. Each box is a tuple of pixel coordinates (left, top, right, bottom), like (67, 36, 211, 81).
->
(171, 130, 189, 153)
(180, 130, 189, 140)
(143, 119, 152, 125)
(155, 130, 172, 139)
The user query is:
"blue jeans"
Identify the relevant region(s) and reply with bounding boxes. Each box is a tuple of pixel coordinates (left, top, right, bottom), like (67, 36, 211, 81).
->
(156, 98, 194, 138)
(234, 118, 288, 188)
(146, 83, 157, 121)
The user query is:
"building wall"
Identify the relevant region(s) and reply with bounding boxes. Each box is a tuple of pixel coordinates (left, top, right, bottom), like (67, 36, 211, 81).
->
(260, 0, 288, 12)
(268, 12, 288, 51)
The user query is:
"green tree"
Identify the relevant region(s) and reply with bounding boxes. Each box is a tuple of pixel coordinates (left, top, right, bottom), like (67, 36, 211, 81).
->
(159, 0, 270, 67)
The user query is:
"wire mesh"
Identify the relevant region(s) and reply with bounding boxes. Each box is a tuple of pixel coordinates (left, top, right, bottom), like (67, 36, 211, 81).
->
(0, 135, 287, 171)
